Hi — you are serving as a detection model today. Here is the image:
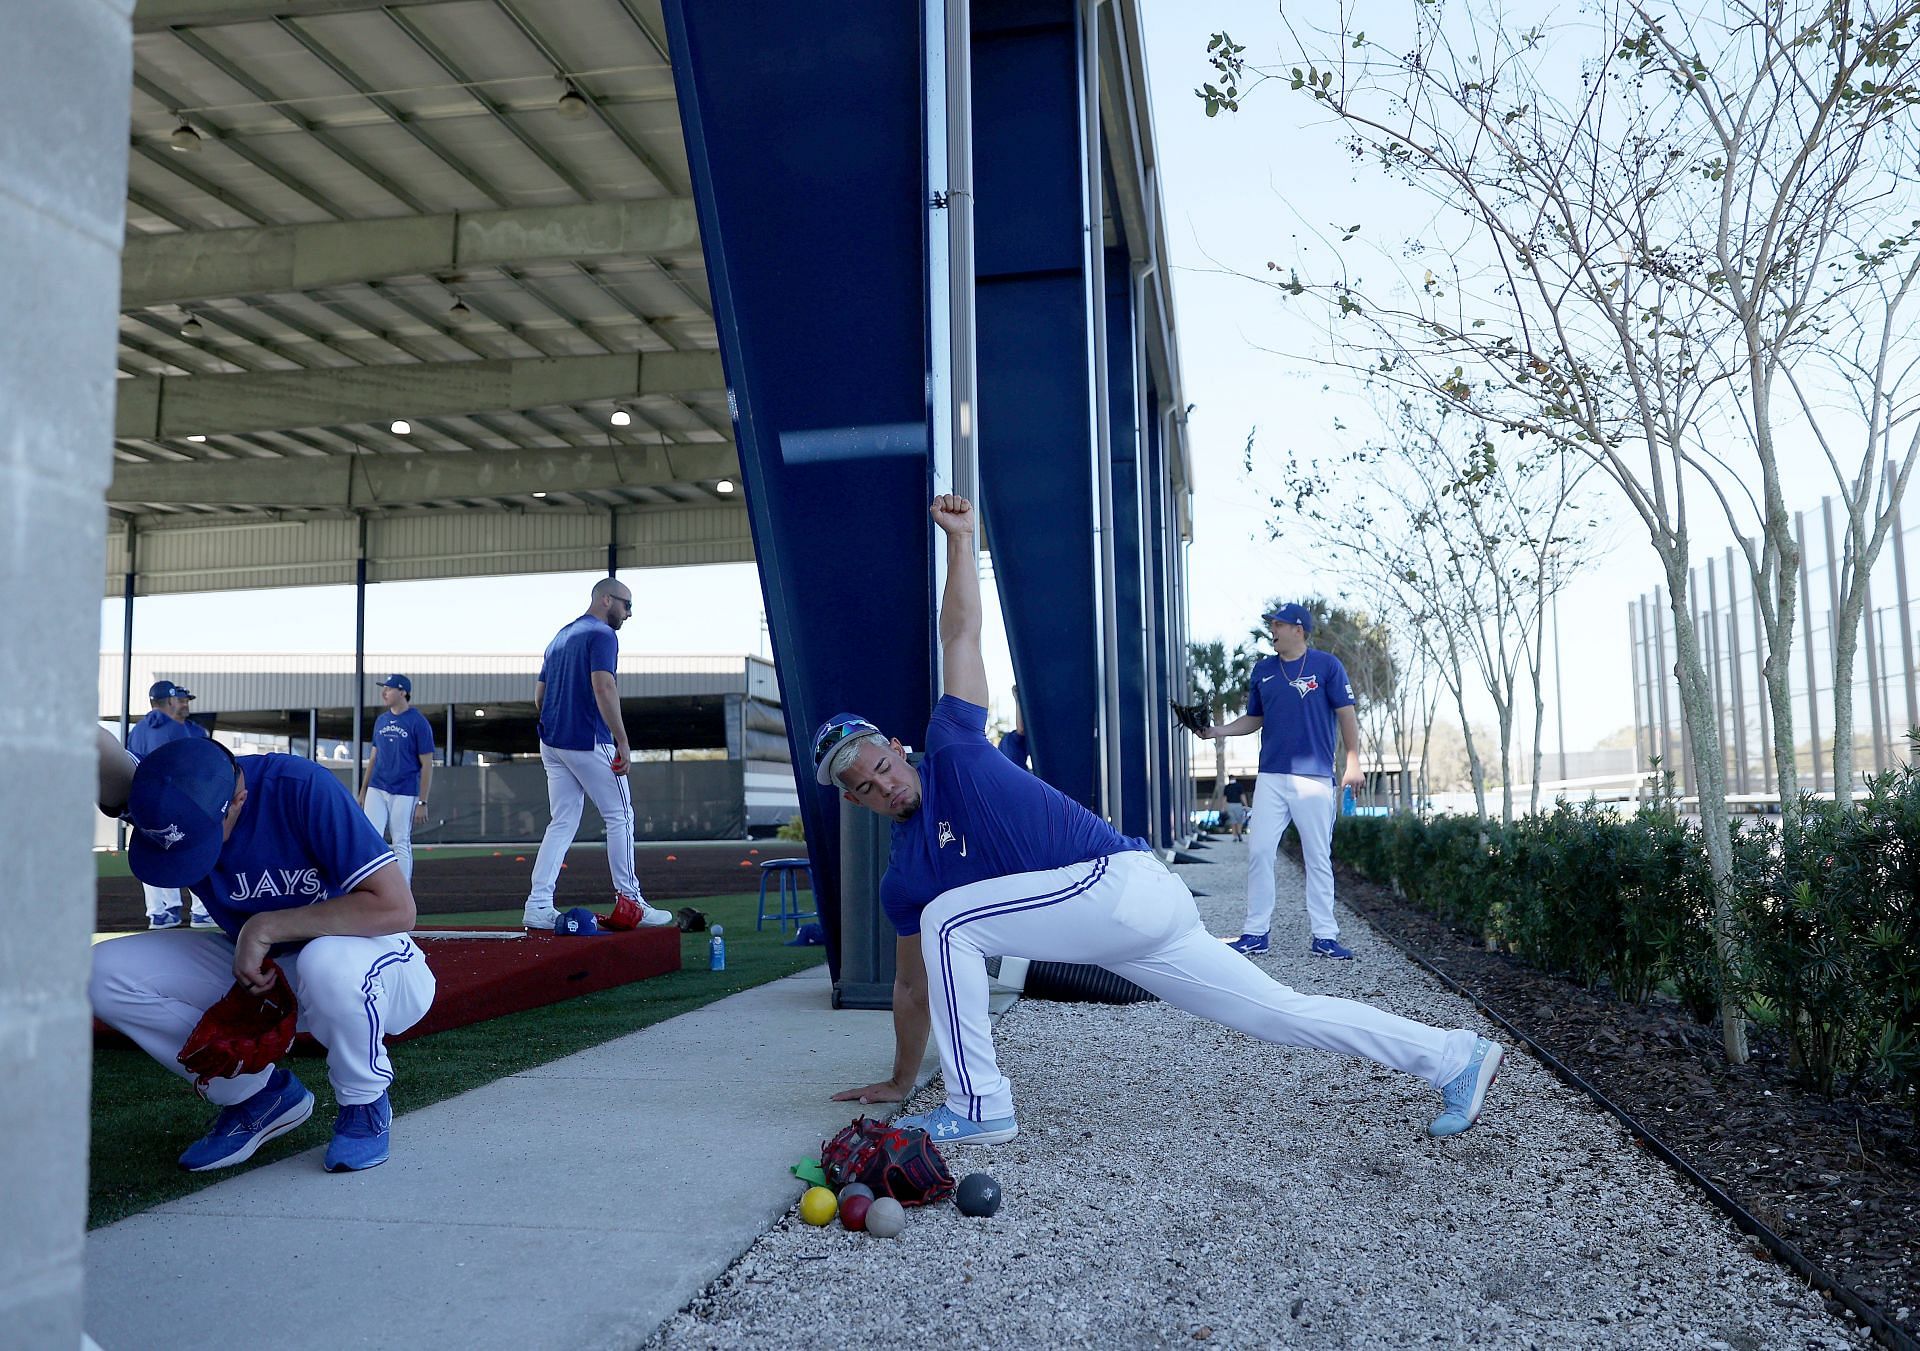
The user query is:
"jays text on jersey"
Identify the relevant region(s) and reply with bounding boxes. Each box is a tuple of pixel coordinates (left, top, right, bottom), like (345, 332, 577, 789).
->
(879, 697, 1148, 935)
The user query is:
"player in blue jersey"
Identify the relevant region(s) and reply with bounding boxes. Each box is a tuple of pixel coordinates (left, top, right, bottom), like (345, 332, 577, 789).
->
(359, 674, 436, 883)
(823, 496, 1504, 1144)
(522, 577, 675, 932)
(126, 680, 215, 930)
(91, 730, 436, 1172)
(1205, 603, 1364, 959)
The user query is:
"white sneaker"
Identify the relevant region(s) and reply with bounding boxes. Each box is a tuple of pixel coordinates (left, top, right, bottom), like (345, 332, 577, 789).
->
(637, 902, 676, 929)
(189, 908, 219, 930)
(522, 902, 561, 930)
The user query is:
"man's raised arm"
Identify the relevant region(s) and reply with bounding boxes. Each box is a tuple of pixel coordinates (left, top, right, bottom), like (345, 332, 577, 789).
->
(932, 494, 988, 706)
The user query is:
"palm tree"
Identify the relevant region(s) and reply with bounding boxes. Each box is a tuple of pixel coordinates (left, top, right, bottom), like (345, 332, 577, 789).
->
(1188, 638, 1257, 814)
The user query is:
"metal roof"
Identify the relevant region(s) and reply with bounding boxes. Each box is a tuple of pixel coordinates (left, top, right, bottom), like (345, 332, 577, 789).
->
(115, 0, 1192, 593)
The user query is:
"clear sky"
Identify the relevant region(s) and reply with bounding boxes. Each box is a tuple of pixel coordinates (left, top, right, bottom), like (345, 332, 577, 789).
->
(102, 2, 1866, 755)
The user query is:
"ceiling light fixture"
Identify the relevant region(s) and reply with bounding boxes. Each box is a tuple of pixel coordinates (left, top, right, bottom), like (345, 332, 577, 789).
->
(187, 435, 207, 443)
(716, 479, 736, 495)
(169, 120, 203, 153)
(610, 408, 632, 427)
(179, 314, 203, 338)
(447, 298, 471, 324)
(390, 419, 411, 435)
(474, 708, 486, 717)
(556, 81, 590, 121)
(532, 491, 548, 498)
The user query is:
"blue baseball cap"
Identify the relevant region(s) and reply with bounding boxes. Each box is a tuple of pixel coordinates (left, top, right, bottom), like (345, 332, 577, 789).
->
(379, 674, 412, 694)
(554, 906, 604, 936)
(1262, 602, 1314, 633)
(148, 680, 194, 701)
(812, 713, 886, 786)
(126, 736, 237, 888)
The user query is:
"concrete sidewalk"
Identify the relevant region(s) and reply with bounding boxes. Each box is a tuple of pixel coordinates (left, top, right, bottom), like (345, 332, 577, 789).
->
(83, 965, 932, 1351)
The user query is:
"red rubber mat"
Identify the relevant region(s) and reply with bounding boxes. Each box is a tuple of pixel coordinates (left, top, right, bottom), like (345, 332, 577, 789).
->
(92, 924, 681, 1051)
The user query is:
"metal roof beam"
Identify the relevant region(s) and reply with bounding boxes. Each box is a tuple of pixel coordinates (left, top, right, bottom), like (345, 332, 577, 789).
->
(109, 442, 739, 508)
(123, 199, 699, 308)
(134, 0, 464, 32)
(115, 350, 725, 439)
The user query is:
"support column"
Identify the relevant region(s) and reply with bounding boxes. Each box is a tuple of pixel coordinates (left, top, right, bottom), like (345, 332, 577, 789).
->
(1629, 603, 1646, 778)
(308, 708, 319, 760)
(1106, 247, 1151, 839)
(1799, 511, 1825, 793)
(1889, 459, 1917, 749)
(0, 1, 132, 1342)
(1749, 546, 1774, 795)
(1146, 395, 1175, 845)
(662, 0, 937, 984)
(353, 514, 368, 781)
(444, 703, 455, 767)
(973, 0, 1105, 811)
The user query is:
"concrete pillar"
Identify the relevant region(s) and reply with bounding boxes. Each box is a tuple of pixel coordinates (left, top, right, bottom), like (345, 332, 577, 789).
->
(0, 1, 133, 1345)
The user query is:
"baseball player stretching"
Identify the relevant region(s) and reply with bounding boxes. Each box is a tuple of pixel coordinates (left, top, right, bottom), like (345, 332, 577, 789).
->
(1206, 603, 1363, 959)
(91, 731, 436, 1172)
(126, 679, 215, 929)
(825, 496, 1503, 1143)
(522, 578, 674, 932)
(359, 673, 435, 883)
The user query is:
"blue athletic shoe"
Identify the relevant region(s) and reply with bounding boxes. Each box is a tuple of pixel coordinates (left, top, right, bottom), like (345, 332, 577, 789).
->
(893, 1104, 1019, 1146)
(1310, 937, 1355, 960)
(1429, 1037, 1505, 1138)
(148, 906, 183, 930)
(324, 1093, 392, 1172)
(177, 1067, 313, 1172)
(1225, 932, 1271, 955)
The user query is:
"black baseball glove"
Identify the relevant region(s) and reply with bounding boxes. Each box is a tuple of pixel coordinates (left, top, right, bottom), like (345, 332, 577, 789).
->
(1171, 700, 1212, 738)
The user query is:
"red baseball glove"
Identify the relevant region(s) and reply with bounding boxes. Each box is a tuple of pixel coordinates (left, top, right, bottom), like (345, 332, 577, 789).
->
(177, 960, 298, 1087)
(820, 1117, 955, 1207)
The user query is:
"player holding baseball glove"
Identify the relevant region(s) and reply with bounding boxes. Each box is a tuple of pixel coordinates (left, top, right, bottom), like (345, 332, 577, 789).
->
(823, 495, 1504, 1145)
(91, 731, 436, 1172)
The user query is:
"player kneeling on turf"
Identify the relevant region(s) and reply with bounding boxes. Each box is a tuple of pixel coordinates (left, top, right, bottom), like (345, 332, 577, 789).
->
(92, 731, 436, 1173)
(826, 495, 1505, 1143)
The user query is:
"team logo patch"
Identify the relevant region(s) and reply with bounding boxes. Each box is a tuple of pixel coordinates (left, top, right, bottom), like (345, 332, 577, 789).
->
(140, 822, 187, 850)
(938, 821, 954, 848)
(1290, 674, 1320, 697)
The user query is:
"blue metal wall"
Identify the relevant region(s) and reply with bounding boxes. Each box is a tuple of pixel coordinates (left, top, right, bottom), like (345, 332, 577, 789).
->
(1146, 391, 1177, 845)
(1105, 245, 1153, 840)
(973, 0, 1104, 810)
(661, 1, 936, 978)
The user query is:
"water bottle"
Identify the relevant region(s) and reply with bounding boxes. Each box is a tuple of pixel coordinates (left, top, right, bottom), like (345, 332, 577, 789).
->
(709, 924, 726, 971)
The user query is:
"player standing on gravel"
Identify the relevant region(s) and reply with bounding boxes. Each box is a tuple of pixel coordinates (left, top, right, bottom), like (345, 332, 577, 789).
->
(822, 495, 1503, 1144)
(90, 730, 436, 1172)
(1205, 603, 1365, 959)
(522, 577, 674, 933)
(127, 679, 216, 930)
(359, 674, 435, 884)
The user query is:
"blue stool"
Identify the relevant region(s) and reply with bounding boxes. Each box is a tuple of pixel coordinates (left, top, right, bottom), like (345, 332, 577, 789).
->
(756, 858, 818, 933)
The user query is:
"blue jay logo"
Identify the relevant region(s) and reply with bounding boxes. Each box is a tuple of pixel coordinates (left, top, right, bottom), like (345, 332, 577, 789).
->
(1290, 673, 1321, 698)
(140, 822, 187, 850)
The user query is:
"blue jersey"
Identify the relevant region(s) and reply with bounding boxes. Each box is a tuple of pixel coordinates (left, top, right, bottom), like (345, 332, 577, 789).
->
(879, 697, 1149, 936)
(369, 708, 436, 795)
(538, 614, 619, 750)
(1246, 649, 1355, 779)
(183, 755, 397, 940)
(127, 709, 208, 758)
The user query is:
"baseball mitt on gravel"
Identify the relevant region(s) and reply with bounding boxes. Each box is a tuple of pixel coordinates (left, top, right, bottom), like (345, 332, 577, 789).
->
(177, 960, 298, 1087)
(820, 1117, 955, 1207)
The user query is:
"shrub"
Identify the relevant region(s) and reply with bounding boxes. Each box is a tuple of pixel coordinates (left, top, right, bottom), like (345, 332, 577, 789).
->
(776, 814, 805, 843)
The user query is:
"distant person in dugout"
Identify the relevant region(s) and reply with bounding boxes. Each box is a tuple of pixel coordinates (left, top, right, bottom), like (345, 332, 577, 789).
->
(997, 688, 1031, 772)
(358, 674, 435, 883)
(1223, 777, 1248, 842)
(126, 679, 215, 929)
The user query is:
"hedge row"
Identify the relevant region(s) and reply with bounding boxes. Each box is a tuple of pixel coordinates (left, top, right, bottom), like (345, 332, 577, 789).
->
(1333, 777, 1920, 1123)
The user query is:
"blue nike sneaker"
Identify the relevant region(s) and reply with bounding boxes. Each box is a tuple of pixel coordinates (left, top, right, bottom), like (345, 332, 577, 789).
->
(177, 1067, 313, 1172)
(1429, 1037, 1505, 1137)
(893, 1104, 1019, 1146)
(324, 1092, 392, 1172)
(1310, 937, 1355, 960)
(1225, 932, 1270, 955)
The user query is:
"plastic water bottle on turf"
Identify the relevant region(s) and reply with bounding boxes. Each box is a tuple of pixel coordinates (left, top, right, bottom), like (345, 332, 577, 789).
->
(709, 924, 726, 971)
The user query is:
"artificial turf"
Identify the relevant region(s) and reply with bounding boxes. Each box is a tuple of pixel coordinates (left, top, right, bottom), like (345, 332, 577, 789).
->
(87, 888, 824, 1228)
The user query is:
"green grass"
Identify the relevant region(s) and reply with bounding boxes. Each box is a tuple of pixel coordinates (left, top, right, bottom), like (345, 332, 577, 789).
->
(88, 890, 824, 1229)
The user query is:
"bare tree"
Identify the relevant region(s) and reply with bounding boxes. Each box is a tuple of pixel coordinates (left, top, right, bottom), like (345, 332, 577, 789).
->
(1199, 1, 1920, 1059)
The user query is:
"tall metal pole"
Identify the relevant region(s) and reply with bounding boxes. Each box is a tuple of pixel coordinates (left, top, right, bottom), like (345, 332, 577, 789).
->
(1890, 458, 1917, 750)
(352, 515, 368, 782)
(445, 702, 456, 767)
(1865, 581, 1887, 772)
(1746, 540, 1773, 795)
(1799, 510, 1824, 794)
(1629, 603, 1646, 787)
(1706, 560, 1727, 791)
(1725, 546, 1749, 794)
(1552, 586, 1566, 781)
(118, 519, 137, 850)
(1651, 590, 1674, 776)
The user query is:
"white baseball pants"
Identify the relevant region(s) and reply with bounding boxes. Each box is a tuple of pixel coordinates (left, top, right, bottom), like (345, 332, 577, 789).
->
(90, 929, 435, 1106)
(1246, 771, 1339, 939)
(362, 788, 418, 882)
(526, 741, 639, 906)
(921, 850, 1475, 1122)
(142, 882, 211, 924)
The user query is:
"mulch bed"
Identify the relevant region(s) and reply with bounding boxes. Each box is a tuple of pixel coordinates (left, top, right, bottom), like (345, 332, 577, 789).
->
(1335, 862, 1920, 1334)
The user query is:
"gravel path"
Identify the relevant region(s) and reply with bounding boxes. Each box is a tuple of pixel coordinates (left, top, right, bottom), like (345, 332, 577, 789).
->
(651, 847, 1862, 1349)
